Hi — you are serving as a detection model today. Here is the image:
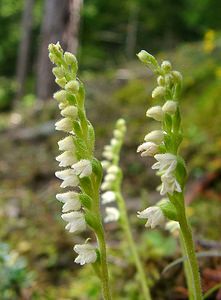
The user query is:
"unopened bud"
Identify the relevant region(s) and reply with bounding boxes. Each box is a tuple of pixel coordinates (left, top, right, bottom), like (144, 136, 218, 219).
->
(55, 77, 67, 88)
(65, 80, 79, 93)
(162, 100, 177, 114)
(146, 106, 164, 121)
(53, 90, 67, 102)
(152, 86, 166, 99)
(137, 50, 158, 68)
(161, 60, 172, 73)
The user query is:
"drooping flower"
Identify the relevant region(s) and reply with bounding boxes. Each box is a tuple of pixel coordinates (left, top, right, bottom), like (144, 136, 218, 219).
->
(104, 207, 120, 223)
(137, 142, 158, 157)
(55, 118, 73, 132)
(152, 153, 177, 174)
(56, 151, 77, 167)
(162, 100, 177, 114)
(61, 211, 86, 232)
(137, 206, 165, 228)
(56, 191, 81, 212)
(72, 159, 92, 178)
(55, 169, 79, 188)
(144, 130, 164, 144)
(160, 173, 182, 195)
(101, 191, 116, 204)
(146, 106, 164, 121)
(74, 243, 97, 265)
(58, 136, 75, 151)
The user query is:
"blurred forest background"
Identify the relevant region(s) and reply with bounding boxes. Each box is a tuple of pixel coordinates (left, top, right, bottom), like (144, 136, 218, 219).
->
(0, 0, 221, 299)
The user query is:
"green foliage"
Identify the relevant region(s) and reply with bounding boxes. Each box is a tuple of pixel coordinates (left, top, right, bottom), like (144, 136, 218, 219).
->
(0, 243, 34, 300)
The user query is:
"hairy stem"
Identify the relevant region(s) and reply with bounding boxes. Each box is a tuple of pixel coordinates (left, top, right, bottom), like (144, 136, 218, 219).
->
(116, 192, 152, 300)
(178, 198, 203, 300)
(179, 231, 195, 300)
(97, 228, 112, 300)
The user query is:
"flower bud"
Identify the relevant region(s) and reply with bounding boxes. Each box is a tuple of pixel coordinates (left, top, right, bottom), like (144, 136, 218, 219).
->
(144, 130, 164, 144)
(146, 106, 164, 121)
(157, 76, 165, 86)
(137, 142, 158, 157)
(161, 60, 172, 73)
(61, 105, 78, 118)
(55, 118, 73, 132)
(53, 90, 67, 102)
(52, 67, 64, 79)
(55, 77, 67, 88)
(162, 100, 177, 114)
(172, 71, 183, 84)
(152, 86, 166, 99)
(64, 52, 78, 66)
(137, 50, 158, 68)
(65, 80, 80, 93)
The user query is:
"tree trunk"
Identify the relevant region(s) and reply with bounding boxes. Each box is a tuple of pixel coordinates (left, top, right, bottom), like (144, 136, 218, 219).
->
(125, 3, 139, 59)
(36, 0, 69, 101)
(15, 0, 35, 103)
(64, 0, 83, 53)
(36, 0, 83, 101)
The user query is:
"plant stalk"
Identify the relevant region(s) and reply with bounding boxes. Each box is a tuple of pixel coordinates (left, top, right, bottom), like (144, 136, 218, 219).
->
(178, 199, 203, 300)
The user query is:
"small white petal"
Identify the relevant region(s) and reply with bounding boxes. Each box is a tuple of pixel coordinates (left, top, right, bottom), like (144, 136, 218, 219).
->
(58, 136, 75, 151)
(56, 191, 81, 212)
(56, 151, 77, 167)
(137, 142, 158, 157)
(61, 106, 78, 118)
(101, 191, 116, 204)
(162, 100, 177, 114)
(144, 130, 164, 144)
(104, 207, 120, 223)
(74, 243, 97, 265)
(55, 118, 73, 132)
(61, 211, 86, 233)
(72, 159, 92, 178)
(137, 206, 165, 228)
(146, 106, 164, 121)
(160, 173, 182, 195)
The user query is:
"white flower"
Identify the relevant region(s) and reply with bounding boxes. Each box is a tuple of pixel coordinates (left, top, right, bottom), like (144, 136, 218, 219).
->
(113, 129, 123, 139)
(110, 138, 118, 146)
(137, 142, 158, 157)
(105, 173, 116, 182)
(165, 221, 180, 234)
(152, 153, 177, 174)
(72, 159, 92, 178)
(137, 206, 165, 228)
(61, 211, 86, 232)
(65, 80, 79, 93)
(146, 106, 164, 121)
(58, 136, 75, 151)
(101, 181, 112, 191)
(53, 90, 67, 102)
(107, 165, 119, 174)
(160, 173, 182, 195)
(101, 191, 116, 204)
(103, 148, 114, 160)
(61, 106, 78, 118)
(74, 243, 97, 265)
(56, 151, 77, 167)
(101, 160, 110, 170)
(161, 60, 172, 72)
(104, 207, 120, 223)
(162, 100, 177, 114)
(56, 191, 81, 212)
(144, 130, 164, 144)
(55, 118, 72, 132)
(152, 86, 166, 99)
(55, 169, 79, 188)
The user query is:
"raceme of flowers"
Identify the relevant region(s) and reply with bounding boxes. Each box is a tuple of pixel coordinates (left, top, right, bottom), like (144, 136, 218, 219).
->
(136, 50, 186, 228)
(101, 119, 126, 223)
(49, 42, 100, 266)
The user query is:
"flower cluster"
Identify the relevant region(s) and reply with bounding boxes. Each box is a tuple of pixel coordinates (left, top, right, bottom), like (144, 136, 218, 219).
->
(101, 119, 126, 223)
(137, 50, 186, 228)
(49, 42, 99, 265)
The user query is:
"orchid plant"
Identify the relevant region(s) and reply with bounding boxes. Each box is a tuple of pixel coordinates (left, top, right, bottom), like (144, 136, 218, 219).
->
(49, 42, 204, 300)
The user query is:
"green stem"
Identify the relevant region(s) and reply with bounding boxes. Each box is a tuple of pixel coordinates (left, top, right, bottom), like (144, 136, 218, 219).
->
(97, 229, 112, 300)
(179, 231, 195, 300)
(177, 199, 203, 300)
(116, 192, 152, 300)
